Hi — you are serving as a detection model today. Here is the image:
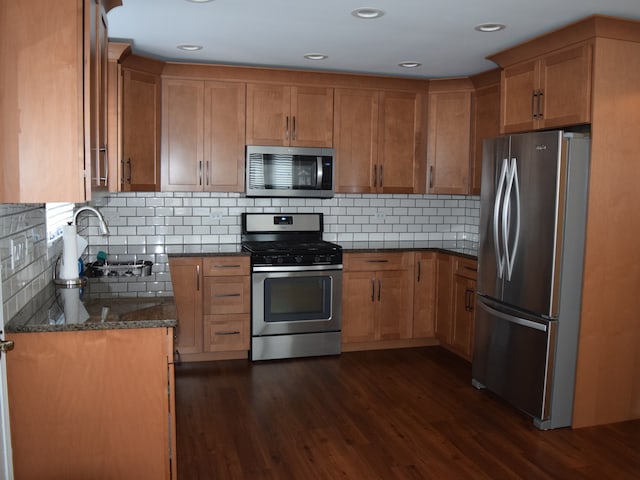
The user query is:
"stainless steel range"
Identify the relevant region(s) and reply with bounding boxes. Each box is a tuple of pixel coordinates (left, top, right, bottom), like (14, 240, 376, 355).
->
(241, 213, 342, 361)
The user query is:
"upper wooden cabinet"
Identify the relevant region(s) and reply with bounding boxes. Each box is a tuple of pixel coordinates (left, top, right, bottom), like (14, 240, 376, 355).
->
(494, 43, 592, 133)
(246, 83, 333, 147)
(161, 78, 246, 192)
(470, 69, 501, 195)
(426, 79, 473, 195)
(334, 88, 427, 194)
(0, 0, 121, 203)
(120, 58, 163, 191)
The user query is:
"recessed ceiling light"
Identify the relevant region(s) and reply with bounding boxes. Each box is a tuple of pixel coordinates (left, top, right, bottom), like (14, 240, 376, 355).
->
(398, 61, 422, 69)
(351, 8, 385, 19)
(304, 53, 328, 61)
(474, 23, 506, 32)
(185, 0, 214, 3)
(177, 44, 203, 51)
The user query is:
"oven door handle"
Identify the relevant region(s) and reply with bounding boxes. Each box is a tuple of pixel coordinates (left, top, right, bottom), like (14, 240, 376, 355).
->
(252, 264, 343, 272)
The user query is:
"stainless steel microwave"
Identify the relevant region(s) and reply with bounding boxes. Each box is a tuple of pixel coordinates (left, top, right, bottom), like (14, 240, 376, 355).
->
(245, 145, 335, 198)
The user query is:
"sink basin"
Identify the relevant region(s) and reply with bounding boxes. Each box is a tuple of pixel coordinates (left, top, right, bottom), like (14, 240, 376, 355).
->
(83, 298, 176, 323)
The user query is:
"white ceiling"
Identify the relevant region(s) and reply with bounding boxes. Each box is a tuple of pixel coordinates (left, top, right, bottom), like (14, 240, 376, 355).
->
(107, 0, 640, 78)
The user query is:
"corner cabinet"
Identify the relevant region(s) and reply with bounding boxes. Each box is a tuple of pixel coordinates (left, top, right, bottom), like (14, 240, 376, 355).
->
(246, 83, 333, 147)
(6, 328, 176, 479)
(496, 43, 592, 133)
(426, 79, 473, 194)
(334, 88, 427, 194)
(169, 255, 250, 361)
(0, 0, 121, 202)
(161, 79, 246, 192)
(342, 252, 415, 346)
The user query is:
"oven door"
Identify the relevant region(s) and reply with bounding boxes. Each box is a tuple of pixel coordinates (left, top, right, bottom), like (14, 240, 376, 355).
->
(252, 266, 342, 336)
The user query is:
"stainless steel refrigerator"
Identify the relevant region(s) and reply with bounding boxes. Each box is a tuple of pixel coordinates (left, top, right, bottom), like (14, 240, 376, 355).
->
(472, 130, 590, 430)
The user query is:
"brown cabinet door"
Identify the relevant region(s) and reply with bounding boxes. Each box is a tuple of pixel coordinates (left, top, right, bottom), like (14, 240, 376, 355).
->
(501, 59, 538, 133)
(538, 43, 592, 129)
(427, 88, 472, 194)
(246, 83, 290, 145)
(290, 86, 334, 147)
(378, 91, 425, 193)
(203, 81, 246, 192)
(435, 253, 454, 344)
(342, 271, 377, 343)
(470, 82, 500, 195)
(413, 252, 437, 338)
(204, 314, 249, 352)
(334, 88, 379, 193)
(169, 257, 203, 354)
(451, 275, 476, 360)
(377, 269, 414, 340)
(161, 79, 205, 191)
(122, 68, 160, 191)
(203, 275, 251, 315)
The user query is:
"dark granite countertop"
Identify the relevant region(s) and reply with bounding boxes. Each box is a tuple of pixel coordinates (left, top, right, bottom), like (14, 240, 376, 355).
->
(6, 282, 177, 334)
(165, 241, 477, 259)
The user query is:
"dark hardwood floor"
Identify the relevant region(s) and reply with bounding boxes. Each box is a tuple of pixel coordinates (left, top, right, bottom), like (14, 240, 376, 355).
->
(175, 347, 640, 479)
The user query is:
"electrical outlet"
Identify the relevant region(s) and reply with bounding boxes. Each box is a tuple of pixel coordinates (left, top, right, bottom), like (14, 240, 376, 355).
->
(374, 211, 386, 221)
(10, 235, 28, 271)
(210, 210, 223, 221)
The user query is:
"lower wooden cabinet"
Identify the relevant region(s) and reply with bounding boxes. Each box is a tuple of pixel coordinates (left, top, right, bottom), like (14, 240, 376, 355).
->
(413, 252, 437, 338)
(169, 255, 250, 361)
(6, 328, 176, 480)
(342, 252, 415, 346)
(436, 254, 477, 360)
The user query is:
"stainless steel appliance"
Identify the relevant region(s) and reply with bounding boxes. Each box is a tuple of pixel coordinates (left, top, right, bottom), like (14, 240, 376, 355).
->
(245, 145, 335, 198)
(241, 213, 342, 361)
(472, 130, 590, 430)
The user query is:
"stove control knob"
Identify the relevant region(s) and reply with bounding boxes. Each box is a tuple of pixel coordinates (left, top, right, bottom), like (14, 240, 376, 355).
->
(276, 257, 284, 264)
(295, 256, 303, 263)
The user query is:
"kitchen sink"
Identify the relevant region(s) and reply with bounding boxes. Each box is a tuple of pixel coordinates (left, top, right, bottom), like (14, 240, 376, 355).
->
(83, 298, 176, 323)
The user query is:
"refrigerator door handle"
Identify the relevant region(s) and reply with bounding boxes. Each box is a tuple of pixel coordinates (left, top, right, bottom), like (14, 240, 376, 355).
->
(503, 157, 521, 281)
(493, 158, 509, 278)
(478, 300, 548, 332)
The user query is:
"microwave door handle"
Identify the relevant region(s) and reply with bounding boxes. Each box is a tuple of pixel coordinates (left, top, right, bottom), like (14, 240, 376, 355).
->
(316, 156, 323, 189)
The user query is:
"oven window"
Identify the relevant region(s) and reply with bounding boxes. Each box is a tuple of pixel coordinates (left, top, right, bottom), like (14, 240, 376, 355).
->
(264, 276, 332, 322)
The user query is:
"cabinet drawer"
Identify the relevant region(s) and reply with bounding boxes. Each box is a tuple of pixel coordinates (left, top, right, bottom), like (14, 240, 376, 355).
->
(454, 257, 477, 280)
(203, 276, 250, 315)
(203, 314, 249, 352)
(202, 256, 250, 276)
(344, 252, 414, 271)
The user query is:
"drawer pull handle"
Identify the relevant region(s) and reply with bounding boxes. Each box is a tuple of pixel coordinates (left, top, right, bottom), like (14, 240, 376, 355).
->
(366, 259, 389, 263)
(463, 265, 477, 272)
(214, 293, 241, 298)
(215, 264, 242, 268)
(215, 331, 240, 336)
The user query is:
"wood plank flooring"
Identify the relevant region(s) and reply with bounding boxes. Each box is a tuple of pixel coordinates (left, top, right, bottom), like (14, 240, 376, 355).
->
(175, 347, 640, 479)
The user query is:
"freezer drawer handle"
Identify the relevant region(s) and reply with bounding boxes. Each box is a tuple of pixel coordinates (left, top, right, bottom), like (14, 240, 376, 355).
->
(479, 301, 548, 332)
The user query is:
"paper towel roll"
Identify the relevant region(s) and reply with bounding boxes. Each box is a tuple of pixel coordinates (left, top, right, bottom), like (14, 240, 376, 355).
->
(60, 288, 89, 324)
(60, 225, 79, 280)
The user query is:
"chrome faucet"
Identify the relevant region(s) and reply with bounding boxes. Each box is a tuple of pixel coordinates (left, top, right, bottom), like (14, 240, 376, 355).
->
(72, 206, 110, 235)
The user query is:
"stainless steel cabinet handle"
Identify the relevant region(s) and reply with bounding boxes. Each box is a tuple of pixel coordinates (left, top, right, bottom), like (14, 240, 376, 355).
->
(429, 165, 433, 189)
(215, 331, 240, 336)
(215, 264, 241, 268)
(537, 90, 544, 119)
(206, 161, 210, 186)
(292, 116, 296, 140)
(285, 116, 290, 141)
(196, 264, 200, 291)
(121, 159, 125, 185)
(214, 293, 241, 298)
(373, 165, 377, 187)
(531, 92, 537, 119)
(417, 260, 421, 282)
(377, 279, 381, 301)
(371, 279, 375, 302)
(126, 158, 132, 184)
(198, 160, 203, 186)
(366, 259, 389, 263)
(380, 165, 383, 188)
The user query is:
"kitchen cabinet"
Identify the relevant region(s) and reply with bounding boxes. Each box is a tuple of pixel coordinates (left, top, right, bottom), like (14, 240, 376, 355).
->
(170, 255, 250, 360)
(426, 79, 473, 194)
(413, 252, 437, 338)
(6, 327, 176, 479)
(120, 56, 163, 191)
(246, 83, 333, 147)
(161, 78, 246, 192)
(202, 257, 250, 353)
(435, 254, 477, 360)
(497, 43, 592, 133)
(334, 88, 427, 194)
(342, 252, 414, 344)
(470, 69, 501, 195)
(0, 0, 121, 202)
(169, 257, 203, 355)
